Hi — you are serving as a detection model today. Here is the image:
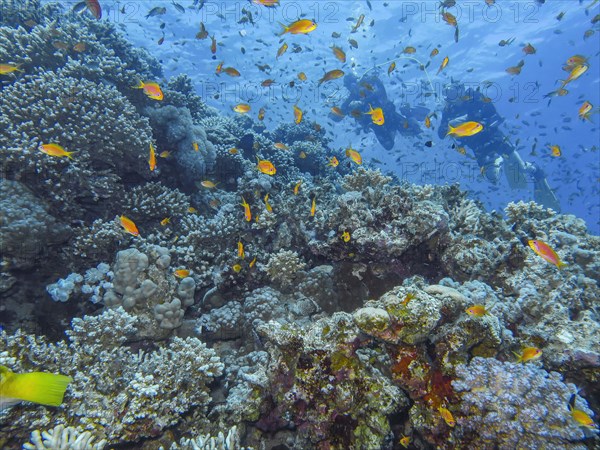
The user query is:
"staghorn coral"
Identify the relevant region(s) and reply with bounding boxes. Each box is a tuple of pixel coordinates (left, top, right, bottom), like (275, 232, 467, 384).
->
(451, 357, 594, 449)
(0, 308, 223, 446)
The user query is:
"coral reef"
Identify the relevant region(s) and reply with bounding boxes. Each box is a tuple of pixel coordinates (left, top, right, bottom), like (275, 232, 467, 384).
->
(23, 425, 107, 450)
(0, 308, 223, 446)
(452, 357, 593, 449)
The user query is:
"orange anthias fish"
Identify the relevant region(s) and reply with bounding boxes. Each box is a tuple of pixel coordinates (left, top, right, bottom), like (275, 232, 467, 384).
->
(388, 61, 396, 76)
(548, 145, 561, 157)
(241, 196, 252, 222)
(438, 406, 456, 427)
(346, 146, 362, 165)
(327, 156, 339, 167)
(258, 107, 265, 121)
(119, 215, 139, 236)
(513, 346, 542, 363)
(293, 180, 302, 195)
(310, 196, 316, 217)
(148, 143, 156, 171)
(293, 105, 303, 124)
(528, 240, 566, 268)
(256, 157, 276, 175)
(264, 193, 273, 212)
(38, 143, 76, 159)
(365, 104, 384, 125)
(174, 269, 190, 278)
(233, 103, 251, 113)
(0, 63, 23, 75)
(341, 231, 350, 242)
(465, 305, 489, 317)
(506, 60, 525, 75)
(237, 241, 245, 259)
(331, 106, 345, 117)
(276, 42, 288, 59)
(442, 11, 457, 26)
(279, 19, 317, 35)
(569, 395, 598, 429)
(132, 80, 163, 100)
(318, 69, 345, 85)
(399, 435, 411, 448)
(222, 67, 241, 77)
(430, 48, 439, 57)
(331, 45, 346, 63)
(252, 0, 279, 6)
(578, 101, 594, 121)
(446, 121, 483, 137)
(437, 56, 449, 75)
(560, 64, 589, 87)
(210, 35, 217, 54)
(84, 0, 102, 19)
(522, 43, 536, 55)
(200, 180, 218, 189)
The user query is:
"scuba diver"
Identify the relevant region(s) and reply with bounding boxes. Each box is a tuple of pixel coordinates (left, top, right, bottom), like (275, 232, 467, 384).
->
(437, 82, 561, 212)
(329, 73, 428, 150)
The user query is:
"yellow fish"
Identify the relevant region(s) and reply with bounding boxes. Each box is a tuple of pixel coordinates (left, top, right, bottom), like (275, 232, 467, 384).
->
(331, 106, 345, 117)
(298, 72, 307, 81)
(237, 241, 245, 259)
(256, 157, 276, 175)
(159, 150, 171, 158)
(327, 156, 339, 167)
(294, 105, 303, 124)
(233, 103, 251, 113)
(293, 180, 302, 195)
(249, 256, 257, 268)
(318, 69, 344, 85)
(222, 67, 240, 77)
(192, 141, 200, 151)
(241, 196, 252, 222)
(345, 146, 362, 165)
(438, 406, 456, 427)
(149, 143, 156, 171)
(568, 395, 597, 429)
(160, 217, 170, 226)
(132, 80, 163, 100)
(548, 145, 561, 157)
(174, 269, 190, 278)
(399, 435, 411, 448)
(279, 19, 317, 35)
(446, 121, 483, 137)
(38, 143, 76, 160)
(437, 56, 449, 75)
(0, 63, 23, 75)
(388, 61, 396, 76)
(365, 104, 384, 125)
(200, 180, 218, 189)
(465, 304, 489, 317)
(276, 42, 288, 59)
(232, 264, 242, 273)
(513, 346, 542, 363)
(331, 45, 346, 63)
(560, 64, 588, 87)
(258, 107, 265, 121)
(264, 193, 273, 212)
(341, 231, 350, 242)
(310, 196, 316, 217)
(578, 101, 593, 121)
(0, 366, 71, 408)
(119, 215, 139, 236)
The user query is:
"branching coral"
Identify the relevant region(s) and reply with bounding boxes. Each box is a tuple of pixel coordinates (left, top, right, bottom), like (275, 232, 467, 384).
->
(0, 308, 223, 446)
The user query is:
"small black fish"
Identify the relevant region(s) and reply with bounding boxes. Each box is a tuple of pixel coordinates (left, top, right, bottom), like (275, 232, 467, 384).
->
(172, 1, 185, 13)
(160, 22, 166, 29)
(425, 141, 433, 147)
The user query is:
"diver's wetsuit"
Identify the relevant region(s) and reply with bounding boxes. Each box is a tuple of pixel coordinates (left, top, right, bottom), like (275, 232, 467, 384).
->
(438, 86, 561, 211)
(331, 74, 423, 150)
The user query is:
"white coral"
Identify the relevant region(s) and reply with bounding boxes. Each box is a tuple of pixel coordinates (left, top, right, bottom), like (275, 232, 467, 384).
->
(23, 425, 107, 450)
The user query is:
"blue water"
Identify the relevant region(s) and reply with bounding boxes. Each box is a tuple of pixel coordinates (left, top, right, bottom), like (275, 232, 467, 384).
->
(52, 0, 600, 229)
